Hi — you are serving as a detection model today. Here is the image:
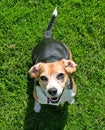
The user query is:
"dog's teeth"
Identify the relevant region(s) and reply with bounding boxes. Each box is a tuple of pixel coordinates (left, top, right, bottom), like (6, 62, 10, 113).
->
(53, 7, 58, 17)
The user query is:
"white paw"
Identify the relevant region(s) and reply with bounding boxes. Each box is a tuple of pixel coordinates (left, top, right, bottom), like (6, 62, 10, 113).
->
(68, 98, 75, 104)
(71, 91, 76, 97)
(34, 102, 41, 113)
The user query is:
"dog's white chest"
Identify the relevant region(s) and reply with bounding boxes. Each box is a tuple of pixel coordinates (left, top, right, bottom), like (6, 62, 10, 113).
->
(36, 86, 75, 106)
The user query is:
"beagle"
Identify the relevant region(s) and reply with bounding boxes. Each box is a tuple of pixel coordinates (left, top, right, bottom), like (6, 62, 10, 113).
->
(29, 8, 77, 113)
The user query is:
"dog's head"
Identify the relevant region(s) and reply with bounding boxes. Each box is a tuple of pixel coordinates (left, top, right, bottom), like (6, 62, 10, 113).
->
(29, 59, 77, 103)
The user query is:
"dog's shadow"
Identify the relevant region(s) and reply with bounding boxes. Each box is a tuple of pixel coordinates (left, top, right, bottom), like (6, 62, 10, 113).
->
(24, 71, 68, 130)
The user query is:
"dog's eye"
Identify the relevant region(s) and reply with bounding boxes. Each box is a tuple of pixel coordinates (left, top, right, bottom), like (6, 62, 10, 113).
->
(40, 76, 48, 82)
(57, 73, 64, 80)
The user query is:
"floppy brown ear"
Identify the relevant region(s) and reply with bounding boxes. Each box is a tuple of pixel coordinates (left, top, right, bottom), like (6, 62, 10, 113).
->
(60, 59, 77, 74)
(28, 63, 41, 78)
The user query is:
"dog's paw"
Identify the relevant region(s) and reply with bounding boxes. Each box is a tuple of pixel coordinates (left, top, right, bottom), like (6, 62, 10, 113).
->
(68, 98, 75, 104)
(34, 102, 41, 113)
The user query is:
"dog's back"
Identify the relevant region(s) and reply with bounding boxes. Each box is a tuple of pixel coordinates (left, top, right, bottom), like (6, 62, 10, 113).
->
(32, 38, 69, 65)
(32, 8, 69, 65)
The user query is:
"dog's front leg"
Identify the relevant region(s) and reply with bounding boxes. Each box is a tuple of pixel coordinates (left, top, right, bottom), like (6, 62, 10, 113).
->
(34, 101, 41, 113)
(33, 85, 41, 113)
(68, 78, 76, 104)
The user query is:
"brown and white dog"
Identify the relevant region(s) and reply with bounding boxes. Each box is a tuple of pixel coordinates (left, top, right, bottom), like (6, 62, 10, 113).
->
(29, 8, 77, 113)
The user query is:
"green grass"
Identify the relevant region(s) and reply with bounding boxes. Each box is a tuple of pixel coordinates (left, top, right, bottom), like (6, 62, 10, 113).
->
(0, 0, 105, 130)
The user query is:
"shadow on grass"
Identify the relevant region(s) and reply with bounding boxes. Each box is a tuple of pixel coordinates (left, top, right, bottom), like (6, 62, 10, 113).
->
(24, 72, 68, 130)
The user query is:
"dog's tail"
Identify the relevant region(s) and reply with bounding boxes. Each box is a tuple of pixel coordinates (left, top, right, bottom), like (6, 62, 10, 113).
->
(44, 8, 58, 38)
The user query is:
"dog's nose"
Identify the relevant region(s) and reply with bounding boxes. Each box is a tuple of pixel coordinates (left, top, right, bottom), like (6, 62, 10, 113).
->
(48, 88, 57, 96)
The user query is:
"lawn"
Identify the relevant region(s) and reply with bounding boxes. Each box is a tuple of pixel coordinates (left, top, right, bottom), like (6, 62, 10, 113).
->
(0, 0, 105, 130)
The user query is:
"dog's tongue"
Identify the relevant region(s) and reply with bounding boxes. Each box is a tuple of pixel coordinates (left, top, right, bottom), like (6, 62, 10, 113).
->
(50, 97, 59, 103)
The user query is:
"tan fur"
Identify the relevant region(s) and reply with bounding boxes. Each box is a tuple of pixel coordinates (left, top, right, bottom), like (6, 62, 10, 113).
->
(33, 85, 38, 101)
(69, 51, 73, 60)
(69, 51, 76, 93)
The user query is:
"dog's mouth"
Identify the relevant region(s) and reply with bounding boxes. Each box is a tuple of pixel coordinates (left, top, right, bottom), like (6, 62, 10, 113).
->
(49, 90, 64, 103)
(50, 97, 60, 103)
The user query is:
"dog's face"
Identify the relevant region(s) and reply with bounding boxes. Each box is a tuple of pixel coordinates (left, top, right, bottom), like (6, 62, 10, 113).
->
(29, 59, 77, 103)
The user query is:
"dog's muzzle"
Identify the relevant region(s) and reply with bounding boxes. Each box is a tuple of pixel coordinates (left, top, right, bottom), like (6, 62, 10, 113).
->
(48, 88, 64, 103)
(48, 88, 57, 96)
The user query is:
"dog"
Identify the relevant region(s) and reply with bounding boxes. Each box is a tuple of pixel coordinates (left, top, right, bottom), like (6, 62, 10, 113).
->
(29, 8, 77, 113)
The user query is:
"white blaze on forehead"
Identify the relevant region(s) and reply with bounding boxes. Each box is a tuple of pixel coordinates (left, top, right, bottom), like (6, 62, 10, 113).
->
(46, 75, 63, 96)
